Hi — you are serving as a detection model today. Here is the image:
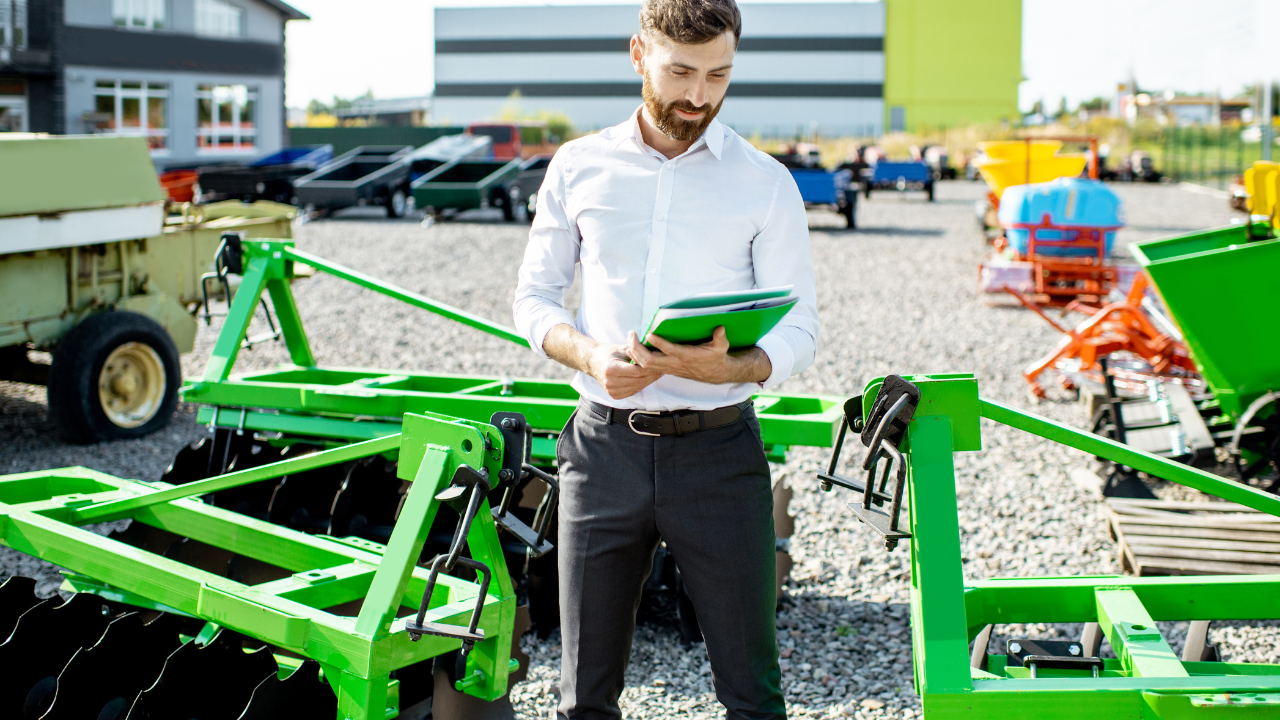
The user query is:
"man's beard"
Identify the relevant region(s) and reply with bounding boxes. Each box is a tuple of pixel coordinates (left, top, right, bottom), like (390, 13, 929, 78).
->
(642, 74, 724, 142)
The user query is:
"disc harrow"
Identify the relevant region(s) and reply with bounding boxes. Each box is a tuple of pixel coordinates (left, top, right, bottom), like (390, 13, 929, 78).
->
(0, 411, 535, 719)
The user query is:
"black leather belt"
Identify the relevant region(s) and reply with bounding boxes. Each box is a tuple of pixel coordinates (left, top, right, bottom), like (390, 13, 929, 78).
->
(586, 399, 752, 437)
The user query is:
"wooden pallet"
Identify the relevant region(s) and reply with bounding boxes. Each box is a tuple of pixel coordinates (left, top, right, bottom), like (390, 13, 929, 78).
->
(1106, 498, 1280, 576)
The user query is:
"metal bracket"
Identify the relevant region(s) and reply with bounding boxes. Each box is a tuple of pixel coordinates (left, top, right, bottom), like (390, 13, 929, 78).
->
(488, 413, 557, 557)
(816, 376, 920, 550)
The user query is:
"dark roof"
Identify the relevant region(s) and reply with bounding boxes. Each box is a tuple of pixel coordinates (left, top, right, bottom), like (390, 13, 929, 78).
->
(260, 0, 309, 20)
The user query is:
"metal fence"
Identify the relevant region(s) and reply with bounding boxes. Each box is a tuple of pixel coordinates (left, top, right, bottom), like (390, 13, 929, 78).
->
(1154, 125, 1270, 190)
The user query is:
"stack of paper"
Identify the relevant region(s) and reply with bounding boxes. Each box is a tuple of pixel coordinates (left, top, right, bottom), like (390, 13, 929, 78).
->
(642, 286, 799, 349)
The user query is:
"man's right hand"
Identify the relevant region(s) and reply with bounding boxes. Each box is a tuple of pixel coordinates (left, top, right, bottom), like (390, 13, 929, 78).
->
(543, 324, 663, 400)
(587, 342, 664, 400)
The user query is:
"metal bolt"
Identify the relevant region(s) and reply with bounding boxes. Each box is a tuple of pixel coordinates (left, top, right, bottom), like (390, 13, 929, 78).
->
(502, 418, 520, 429)
(1009, 642, 1022, 654)
(1069, 644, 1081, 656)
(498, 468, 515, 483)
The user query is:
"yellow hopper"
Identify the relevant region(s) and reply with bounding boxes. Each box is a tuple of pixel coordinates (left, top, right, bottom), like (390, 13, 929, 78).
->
(977, 140, 1063, 161)
(1244, 160, 1279, 216)
(976, 155, 1088, 198)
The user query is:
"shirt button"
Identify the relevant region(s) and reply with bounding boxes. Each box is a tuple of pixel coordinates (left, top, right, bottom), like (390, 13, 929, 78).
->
(649, 268, 657, 274)
(656, 215, 665, 221)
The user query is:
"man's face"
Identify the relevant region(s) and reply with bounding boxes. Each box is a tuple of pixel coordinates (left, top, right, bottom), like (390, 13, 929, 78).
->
(631, 31, 735, 142)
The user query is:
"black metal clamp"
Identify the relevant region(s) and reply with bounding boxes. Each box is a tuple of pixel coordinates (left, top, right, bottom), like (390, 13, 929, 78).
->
(817, 375, 920, 551)
(488, 412, 558, 557)
(407, 464, 494, 674)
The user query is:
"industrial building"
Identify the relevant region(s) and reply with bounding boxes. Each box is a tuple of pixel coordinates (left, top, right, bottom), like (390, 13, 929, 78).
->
(0, 0, 307, 168)
(432, 0, 1022, 137)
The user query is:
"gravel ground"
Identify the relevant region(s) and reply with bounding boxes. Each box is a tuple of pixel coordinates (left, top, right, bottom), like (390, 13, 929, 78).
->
(2, 179, 1276, 719)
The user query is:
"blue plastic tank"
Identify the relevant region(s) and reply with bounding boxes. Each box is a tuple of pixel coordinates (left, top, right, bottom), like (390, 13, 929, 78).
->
(998, 177, 1124, 257)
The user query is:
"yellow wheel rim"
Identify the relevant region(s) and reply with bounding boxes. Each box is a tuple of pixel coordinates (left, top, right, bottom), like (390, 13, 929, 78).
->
(97, 342, 166, 428)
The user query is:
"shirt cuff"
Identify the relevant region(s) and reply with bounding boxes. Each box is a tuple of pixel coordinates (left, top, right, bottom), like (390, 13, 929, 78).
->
(527, 310, 576, 359)
(755, 334, 795, 390)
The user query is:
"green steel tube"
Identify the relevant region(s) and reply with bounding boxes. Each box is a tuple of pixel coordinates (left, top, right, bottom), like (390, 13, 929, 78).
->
(283, 247, 530, 348)
(71, 434, 402, 523)
(980, 397, 1280, 517)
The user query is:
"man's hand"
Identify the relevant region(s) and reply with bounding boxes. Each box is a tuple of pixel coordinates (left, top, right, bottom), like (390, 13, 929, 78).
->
(587, 341, 664, 400)
(626, 327, 772, 385)
(543, 324, 663, 400)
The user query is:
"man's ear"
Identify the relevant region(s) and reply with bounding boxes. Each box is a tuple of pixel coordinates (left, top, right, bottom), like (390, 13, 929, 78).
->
(630, 34, 645, 76)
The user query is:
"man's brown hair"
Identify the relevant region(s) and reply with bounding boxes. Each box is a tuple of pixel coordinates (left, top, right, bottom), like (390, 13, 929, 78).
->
(640, 0, 742, 47)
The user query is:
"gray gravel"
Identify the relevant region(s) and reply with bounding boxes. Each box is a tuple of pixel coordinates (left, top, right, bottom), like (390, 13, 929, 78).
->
(2, 180, 1275, 718)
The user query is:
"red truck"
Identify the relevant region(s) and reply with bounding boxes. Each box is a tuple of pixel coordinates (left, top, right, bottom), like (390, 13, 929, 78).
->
(466, 121, 559, 160)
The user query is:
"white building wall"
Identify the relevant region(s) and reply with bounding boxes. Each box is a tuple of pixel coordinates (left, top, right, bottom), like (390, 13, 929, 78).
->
(433, 2, 886, 137)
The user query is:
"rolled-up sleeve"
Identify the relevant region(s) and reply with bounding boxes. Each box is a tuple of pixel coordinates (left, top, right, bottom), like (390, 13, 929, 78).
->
(752, 170, 819, 389)
(513, 152, 581, 359)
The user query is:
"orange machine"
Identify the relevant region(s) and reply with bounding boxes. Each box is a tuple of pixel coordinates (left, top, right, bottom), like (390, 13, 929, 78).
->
(1010, 272, 1199, 398)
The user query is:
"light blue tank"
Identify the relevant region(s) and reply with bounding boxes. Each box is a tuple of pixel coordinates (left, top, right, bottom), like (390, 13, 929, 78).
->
(998, 177, 1125, 257)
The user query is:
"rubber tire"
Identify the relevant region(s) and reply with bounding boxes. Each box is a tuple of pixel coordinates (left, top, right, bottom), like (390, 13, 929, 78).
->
(926, 181, 935, 202)
(498, 189, 515, 222)
(386, 189, 408, 218)
(48, 311, 180, 444)
(863, 182, 872, 200)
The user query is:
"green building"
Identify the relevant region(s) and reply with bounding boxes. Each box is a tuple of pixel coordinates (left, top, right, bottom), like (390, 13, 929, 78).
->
(884, 0, 1024, 132)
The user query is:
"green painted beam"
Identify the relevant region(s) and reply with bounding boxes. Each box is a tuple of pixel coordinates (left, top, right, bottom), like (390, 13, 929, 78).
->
(284, 246, 530, 347)
(980, 398, 1280, 517)
(70, 434, 402, 523)
(1095, 588, 1188, 678)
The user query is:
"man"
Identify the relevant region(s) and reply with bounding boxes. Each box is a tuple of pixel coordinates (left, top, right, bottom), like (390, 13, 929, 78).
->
(512, 0, 818, 717)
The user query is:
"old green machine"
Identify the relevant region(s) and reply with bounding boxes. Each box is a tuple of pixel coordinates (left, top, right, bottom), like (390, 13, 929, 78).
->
(0, 412, 524, 718)
(820, 374, 1280, 718)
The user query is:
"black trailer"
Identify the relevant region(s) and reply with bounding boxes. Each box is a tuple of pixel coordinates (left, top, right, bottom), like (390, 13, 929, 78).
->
(196, 145, 333, 205)
(293, 146, 414, 218)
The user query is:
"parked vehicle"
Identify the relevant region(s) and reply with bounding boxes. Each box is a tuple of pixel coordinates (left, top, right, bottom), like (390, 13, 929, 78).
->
(501, 154, 554, 222)
(922, 145, 956, 180)
(0, 135, 296, 442)
(293, 145, 414, 217)
(412, 157, 523, 220)
(862, 160, 935, 201)
(406, 134, 492, 181)
(466, 121, 563, 161)
(196, 144, 333, 204)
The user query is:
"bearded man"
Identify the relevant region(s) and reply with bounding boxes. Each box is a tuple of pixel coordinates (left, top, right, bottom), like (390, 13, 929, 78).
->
(512, 0, 818, 717)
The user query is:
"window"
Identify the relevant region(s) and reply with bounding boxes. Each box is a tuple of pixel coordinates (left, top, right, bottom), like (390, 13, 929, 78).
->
(91, 80, 169, 150)
(197, 84, 256, 152)
(0, 77, 26, 132)
(195, 0, 243, 38)
(112, 0, 165, 30)
(1, 0, 28, 48)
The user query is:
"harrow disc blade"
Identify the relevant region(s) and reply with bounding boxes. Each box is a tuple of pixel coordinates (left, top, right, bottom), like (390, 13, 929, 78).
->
(0, 592, 114, 718)
(237, 660, 335, 720)
(0, 576, 40, 641)
(127, 631, 277, 720)
(42, 613, 189, 720)
(329, 457, 404, 542)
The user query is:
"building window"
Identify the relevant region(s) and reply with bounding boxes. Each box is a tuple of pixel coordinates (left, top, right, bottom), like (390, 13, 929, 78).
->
(1, 0, 28, 48)
(112, 0, 166, 30)
(91, 80, 169, 151)
(0, 77, 26, 131)
(195, 0, 244, 38)
(197, 84, 256, 152)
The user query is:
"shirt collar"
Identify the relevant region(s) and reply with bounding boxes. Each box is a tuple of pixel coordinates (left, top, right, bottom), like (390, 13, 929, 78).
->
(611, 105, 726, 160)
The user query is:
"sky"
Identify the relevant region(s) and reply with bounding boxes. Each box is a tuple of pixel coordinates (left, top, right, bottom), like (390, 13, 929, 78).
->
(283, 0, 1274, 113)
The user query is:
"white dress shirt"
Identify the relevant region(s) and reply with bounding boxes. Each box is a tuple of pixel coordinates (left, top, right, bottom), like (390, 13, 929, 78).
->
(513, 107, 819, 411)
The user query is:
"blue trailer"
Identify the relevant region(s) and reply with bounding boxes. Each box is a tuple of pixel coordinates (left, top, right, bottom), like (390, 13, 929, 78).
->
(789, 168, 857, 228)
(862, 160, 935, 201)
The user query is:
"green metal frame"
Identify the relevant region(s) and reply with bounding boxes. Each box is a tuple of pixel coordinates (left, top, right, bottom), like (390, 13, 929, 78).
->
(0, 412, 519, 718)
(180, 239, 845, 458)
(853, 374, 1280, 718)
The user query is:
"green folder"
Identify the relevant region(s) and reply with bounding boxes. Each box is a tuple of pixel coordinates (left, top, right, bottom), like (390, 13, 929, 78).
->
(642, 297, 798, 350)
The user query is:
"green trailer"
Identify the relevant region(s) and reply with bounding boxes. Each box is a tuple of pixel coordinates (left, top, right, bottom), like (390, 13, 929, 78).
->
(0, 135, 297, 443)
(1131, 222, 1280, 483)
(411, 158, 522, 221)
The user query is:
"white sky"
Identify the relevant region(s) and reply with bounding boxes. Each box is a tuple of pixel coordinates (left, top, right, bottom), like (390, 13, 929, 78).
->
(283, 0, 1276, 113)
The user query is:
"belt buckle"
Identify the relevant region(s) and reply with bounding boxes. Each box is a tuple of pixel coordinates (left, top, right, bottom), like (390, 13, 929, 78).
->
(627, 410, 663, 437)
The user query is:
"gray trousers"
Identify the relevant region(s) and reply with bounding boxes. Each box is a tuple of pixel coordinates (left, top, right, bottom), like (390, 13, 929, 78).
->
(555, 401, 786, 720)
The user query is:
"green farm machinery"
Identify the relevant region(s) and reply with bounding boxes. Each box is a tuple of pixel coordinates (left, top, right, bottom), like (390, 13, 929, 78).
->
(819, 373, 1280, 718)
